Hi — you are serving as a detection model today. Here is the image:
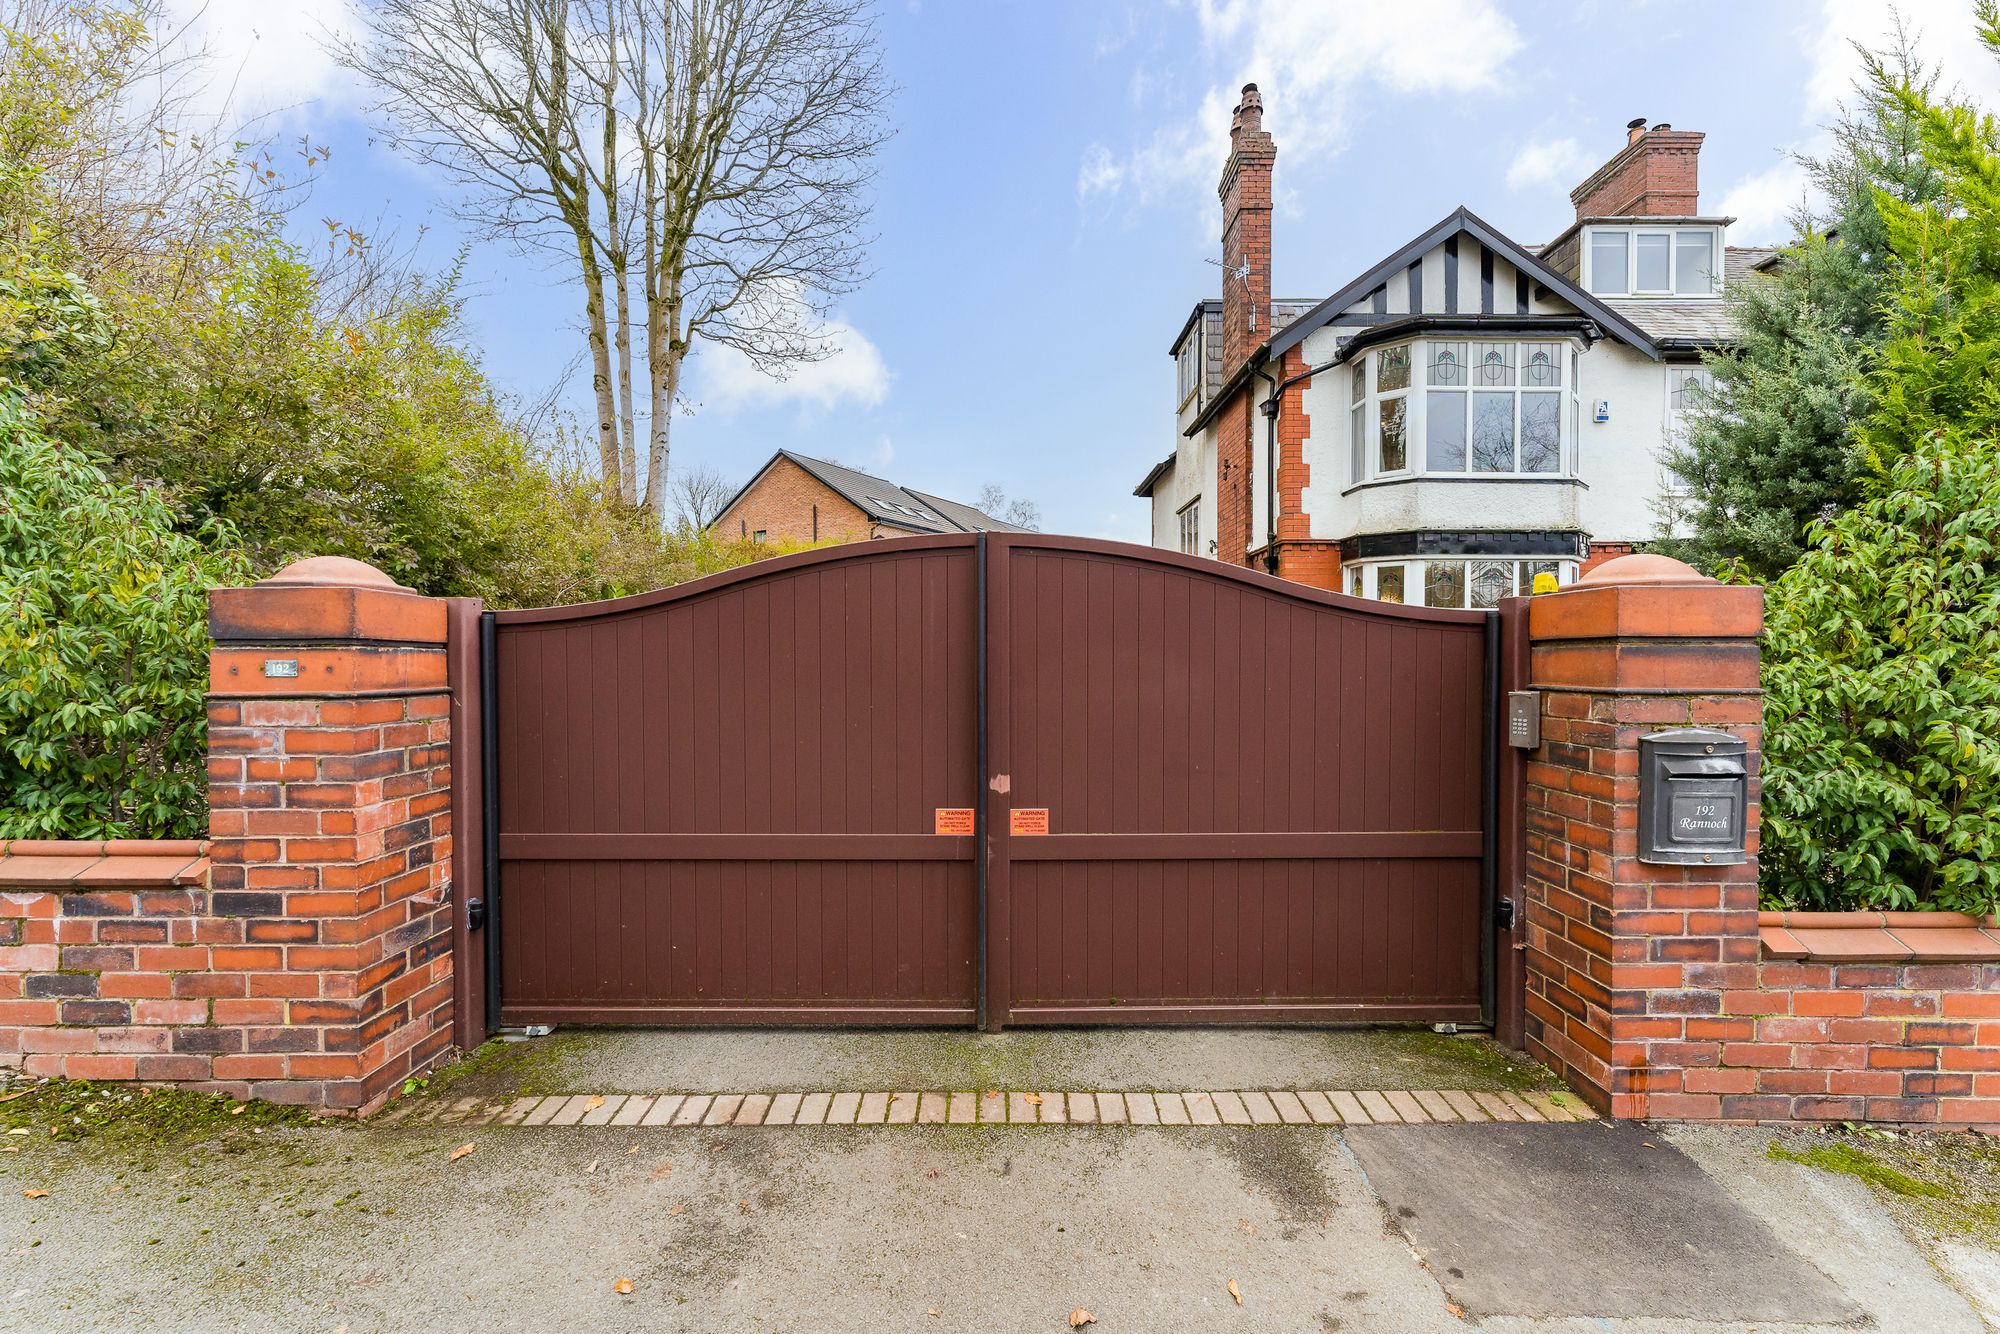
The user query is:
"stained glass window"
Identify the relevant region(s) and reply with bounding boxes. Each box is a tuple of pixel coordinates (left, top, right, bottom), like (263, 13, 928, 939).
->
(1425, 561, 1466, 609)
(1376, 343, 1412, 393)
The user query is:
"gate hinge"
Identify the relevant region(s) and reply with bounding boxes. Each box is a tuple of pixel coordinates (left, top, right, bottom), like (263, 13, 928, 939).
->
(467, 897, 487, 931)
(1495, 896, 1516, 930)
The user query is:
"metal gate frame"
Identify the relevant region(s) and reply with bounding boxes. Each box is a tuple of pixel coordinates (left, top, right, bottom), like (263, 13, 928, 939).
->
(453, 535, 1512, 1039)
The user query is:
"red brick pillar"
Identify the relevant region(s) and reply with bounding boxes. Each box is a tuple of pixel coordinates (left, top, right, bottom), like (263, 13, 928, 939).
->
(1521, 554, 1764, 1118)
(206, 557, 456, 1112)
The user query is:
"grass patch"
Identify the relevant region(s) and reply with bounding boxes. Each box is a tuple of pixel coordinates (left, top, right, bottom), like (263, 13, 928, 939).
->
(1769, 1141, 1947, 1198)
(420, 1031, 585, 1098)
(1768, 1129, 2000, 1247)
(0, 1080, 321, 1143)
(1385, 1030, 1559, 1091)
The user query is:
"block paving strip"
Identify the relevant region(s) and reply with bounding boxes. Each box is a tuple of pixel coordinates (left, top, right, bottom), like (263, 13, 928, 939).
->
(381, 1089, 1596, 1127)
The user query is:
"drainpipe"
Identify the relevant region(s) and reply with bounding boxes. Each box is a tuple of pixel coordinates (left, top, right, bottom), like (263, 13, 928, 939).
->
(1256, 367, 1279, 573)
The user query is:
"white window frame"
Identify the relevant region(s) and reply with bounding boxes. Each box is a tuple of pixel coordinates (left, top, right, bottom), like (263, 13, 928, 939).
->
(1344, 557, 1579, 607)
(1584, 225, 1722, 298)
(1175, 328, 1201, 409)
(1661, 366, 1714, 496)
(1176, 497, 1202, 555)
(1374, 344, 1413, 477)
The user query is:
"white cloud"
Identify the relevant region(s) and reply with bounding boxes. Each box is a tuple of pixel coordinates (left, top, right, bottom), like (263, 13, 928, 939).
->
(1506, 137, 1591, 191)
(1804, 0, 2000, 118)
(697, 316, 893, 413)
(159, 0, 367, 129)
(1080, 2, 1523, 212)
(1717, 156, 1811, 245)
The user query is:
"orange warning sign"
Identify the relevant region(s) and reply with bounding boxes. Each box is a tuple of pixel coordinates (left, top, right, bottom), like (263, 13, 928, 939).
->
(1009, 808, 1050, 836)
(934, 808, 975, 836)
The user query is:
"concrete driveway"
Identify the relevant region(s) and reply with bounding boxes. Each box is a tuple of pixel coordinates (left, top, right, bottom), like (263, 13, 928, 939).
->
(3, 1029, 1994, 1331)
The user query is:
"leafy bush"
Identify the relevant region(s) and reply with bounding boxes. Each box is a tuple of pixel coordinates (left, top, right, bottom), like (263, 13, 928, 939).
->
(0, 397, 248, 839)
(1759, 432, 2000, 913)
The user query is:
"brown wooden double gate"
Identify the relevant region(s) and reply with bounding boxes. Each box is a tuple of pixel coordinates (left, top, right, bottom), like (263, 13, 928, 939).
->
(477, 534, 1498, 1031)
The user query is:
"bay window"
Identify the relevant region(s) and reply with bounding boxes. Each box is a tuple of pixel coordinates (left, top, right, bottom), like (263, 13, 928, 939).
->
(1348, 338, 1578, 483)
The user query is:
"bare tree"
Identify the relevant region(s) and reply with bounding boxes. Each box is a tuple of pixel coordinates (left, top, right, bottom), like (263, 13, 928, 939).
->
(336, 0, 890, 515)
(668, 462, 735, 530)
(977, 482, 1042, 531)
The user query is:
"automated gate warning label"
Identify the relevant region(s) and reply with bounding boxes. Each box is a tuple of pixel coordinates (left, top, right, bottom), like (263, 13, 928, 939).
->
(1009, 808, 1050, 836)
(934, 808, 975, 835)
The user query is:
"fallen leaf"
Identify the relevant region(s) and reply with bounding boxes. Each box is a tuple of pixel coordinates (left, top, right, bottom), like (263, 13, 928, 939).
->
(613, 1278, 634, 1295)
(0, 1146, 18, 1154)
(626, 1145, 639, 1155)
(650, 1161, 675, 1181)
(668, 1204, 684, 1216)
(1227, 1278, 1242, 1305)
(1069, 1310, 1095, 1328)
(584, 1096, 605, 1112)
(985, 1090, 999, 1099)
(1445, 1299, 1468, 1320)
(448, 1142, 475, 1162)
(5, 1128, 27, 1136)
(584, 1159, 599, 1174)
(1024, 1093, 1043, 1106)
(738, 1198, 749, 1213)
(927, 1307, 941, 1317)
(230, 1104, 245, 1116)
(0, 1089, 28, 1103)
(23, 1189, 48, 1199)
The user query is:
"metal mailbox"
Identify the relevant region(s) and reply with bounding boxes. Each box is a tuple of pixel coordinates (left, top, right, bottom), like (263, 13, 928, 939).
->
(1637, 728, 1749, 865)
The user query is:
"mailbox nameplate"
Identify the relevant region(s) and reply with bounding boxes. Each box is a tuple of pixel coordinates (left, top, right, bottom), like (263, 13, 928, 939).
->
(1638, 728, 1749, 865)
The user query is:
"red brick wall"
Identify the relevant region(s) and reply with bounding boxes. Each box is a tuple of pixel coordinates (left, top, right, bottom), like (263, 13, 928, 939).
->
(1218, 85, 1274, 372)
(1523, 688, 1764, 1118)
(1695, 948, 2000, 1126)
(1569, 127, 1704, 219)
(1, 843, 214, 1081)
(1519, 559, 1765, 1117)
(201, 557, 460, 1112)
(1213, 389, 1255, 569)
(1581, 541, 1639, 575)
(715, 456, 874, 546)
(203, 694, 454, 1109)
(1268, 347, 1340, 591)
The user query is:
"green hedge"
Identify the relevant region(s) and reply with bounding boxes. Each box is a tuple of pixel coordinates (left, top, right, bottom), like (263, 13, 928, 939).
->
(0, 398, 248, 839)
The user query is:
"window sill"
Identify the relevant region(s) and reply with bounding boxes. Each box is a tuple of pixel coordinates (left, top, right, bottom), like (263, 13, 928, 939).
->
(1340, 475, 1588, 498)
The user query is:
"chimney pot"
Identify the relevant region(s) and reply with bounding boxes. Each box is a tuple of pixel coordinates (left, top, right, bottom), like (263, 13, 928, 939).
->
(1237, 83, 1264, 133)
(1654, 122, 1671, 132)
(1626, 116, 1647, 145)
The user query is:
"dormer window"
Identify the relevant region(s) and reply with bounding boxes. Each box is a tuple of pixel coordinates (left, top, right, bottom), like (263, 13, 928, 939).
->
(1585, 225, 1719, 297)
(1175, 330, 1200, 408)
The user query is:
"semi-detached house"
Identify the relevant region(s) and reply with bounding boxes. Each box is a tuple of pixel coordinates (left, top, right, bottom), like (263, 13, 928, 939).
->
(1135, 86, 1774, 608)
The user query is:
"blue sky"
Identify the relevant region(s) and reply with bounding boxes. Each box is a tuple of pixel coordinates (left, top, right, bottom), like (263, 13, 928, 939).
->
(170, 0, 2000, 540)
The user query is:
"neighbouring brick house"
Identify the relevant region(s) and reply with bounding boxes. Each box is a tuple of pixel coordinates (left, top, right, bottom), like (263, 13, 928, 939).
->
(1136, 89, 1777, 607)
(715, 450, 1031, 546)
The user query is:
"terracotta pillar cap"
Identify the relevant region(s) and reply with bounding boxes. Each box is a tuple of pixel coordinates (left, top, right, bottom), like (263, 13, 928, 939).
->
(1575, 553, 1715, 587)
(260, 556, 411, 592)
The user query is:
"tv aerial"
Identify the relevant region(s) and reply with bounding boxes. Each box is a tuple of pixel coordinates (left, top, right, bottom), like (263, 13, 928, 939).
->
(1205, 253, 1257, 329)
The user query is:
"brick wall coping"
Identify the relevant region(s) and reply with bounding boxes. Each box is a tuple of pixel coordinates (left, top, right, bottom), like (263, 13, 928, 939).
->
(1758, 909, 2000, 963)
(0, 839, 210, 889)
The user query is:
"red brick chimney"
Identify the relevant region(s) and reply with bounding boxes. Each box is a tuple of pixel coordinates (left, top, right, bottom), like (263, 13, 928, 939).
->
(1218, 83, 1275, 370)
(1569, 117, 1704, 219)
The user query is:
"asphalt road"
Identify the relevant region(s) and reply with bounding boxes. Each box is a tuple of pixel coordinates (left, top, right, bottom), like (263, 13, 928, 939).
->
(4, 1115, 1989, 1331)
